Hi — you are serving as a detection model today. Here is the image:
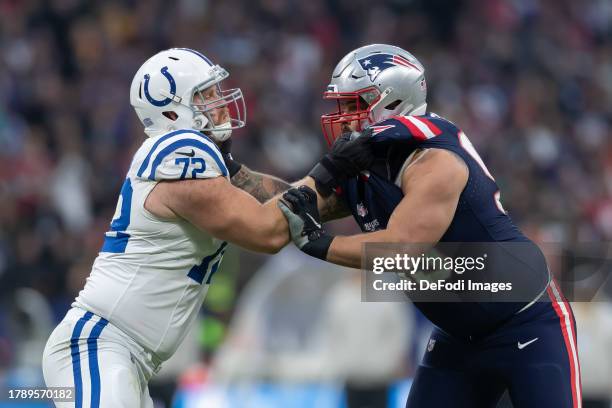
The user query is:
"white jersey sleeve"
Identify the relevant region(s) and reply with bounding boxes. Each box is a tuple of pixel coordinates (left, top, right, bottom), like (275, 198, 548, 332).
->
(134, 129, 228, 181)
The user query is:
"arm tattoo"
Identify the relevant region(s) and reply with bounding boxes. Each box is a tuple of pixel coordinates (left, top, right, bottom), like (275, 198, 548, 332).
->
(231, 164, 350, 220)
(319, 192, 351, 222)
(231, 165, 292, 203)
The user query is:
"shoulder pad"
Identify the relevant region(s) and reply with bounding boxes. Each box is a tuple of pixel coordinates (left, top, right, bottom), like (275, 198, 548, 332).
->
(135, 129, 228, 181)
(370, 115, 444, 143)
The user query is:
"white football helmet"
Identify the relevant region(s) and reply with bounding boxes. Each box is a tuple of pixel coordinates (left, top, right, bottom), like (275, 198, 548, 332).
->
(130, 48, 246, 141)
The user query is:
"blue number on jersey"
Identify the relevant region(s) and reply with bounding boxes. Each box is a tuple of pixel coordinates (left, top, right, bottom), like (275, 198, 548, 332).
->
(187, 241, 228, 284)
(101, 178, 133, 253)
(174, 157, 207, 180)
(191, 158, 206, 178)
(175, 157, 190, 179)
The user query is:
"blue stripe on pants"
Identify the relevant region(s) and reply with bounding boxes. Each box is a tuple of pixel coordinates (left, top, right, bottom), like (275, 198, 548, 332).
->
(70, 311, 93, 408)
(87, 317, 109, 408)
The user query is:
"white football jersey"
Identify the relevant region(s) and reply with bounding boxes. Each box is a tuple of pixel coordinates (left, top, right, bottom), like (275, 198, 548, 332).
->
(74, 129, 229, 361)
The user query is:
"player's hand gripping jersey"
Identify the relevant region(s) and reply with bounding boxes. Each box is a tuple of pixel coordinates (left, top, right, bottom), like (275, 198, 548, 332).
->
(74, 129, 228, 361)
(338, 113, 551, 338)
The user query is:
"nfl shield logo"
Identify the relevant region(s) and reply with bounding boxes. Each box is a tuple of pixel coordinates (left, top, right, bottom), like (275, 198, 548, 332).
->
(356, 203, 368, 217)
(427, 339, 436, 352)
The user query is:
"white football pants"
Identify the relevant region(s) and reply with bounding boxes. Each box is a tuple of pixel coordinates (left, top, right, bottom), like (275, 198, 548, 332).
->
(42, 307, 162, 408)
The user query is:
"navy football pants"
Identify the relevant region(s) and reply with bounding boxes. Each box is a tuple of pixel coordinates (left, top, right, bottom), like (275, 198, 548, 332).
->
(406, 281, 581, 408)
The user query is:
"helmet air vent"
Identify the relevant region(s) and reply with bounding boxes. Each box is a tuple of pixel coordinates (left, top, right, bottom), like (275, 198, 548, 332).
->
(162, 111, 178, 121)
(384, 100, 402, 110)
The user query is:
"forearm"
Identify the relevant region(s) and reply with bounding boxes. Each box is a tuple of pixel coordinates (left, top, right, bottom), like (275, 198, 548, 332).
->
(164, 177, 290, 254)
(259, 198, 292, 250)
(228, 183, 293, 253)
(327, 230, 434, 269)
(209, 198, 290, 254)
(230, 165, 292, 203)
(232, 165, 350, 221)
(279, 150, 464, 268)
(248, 177, 346, 252)
(326, 230, 392, 268)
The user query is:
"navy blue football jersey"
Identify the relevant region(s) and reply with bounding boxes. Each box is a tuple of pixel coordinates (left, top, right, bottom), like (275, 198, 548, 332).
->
(341, 113, 524, 241)
(338, 113, 550, 338)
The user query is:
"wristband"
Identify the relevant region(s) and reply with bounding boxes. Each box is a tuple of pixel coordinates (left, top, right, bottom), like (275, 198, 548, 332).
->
(308, 156, 341, 197)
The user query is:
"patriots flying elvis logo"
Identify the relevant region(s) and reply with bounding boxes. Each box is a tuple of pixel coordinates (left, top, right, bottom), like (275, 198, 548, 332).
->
(358, 53, 422, 82)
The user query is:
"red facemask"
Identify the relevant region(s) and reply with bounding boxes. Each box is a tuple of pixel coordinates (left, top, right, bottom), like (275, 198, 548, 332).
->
(320, 87, 381, 146)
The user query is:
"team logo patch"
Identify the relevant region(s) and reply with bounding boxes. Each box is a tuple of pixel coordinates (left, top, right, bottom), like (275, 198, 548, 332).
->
(358, 53, 422, 82)
(370, 124, 396, 135)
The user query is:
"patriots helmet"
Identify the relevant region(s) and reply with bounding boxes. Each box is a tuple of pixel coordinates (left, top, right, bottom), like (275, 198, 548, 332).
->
(321, 44, 427, 144)
(130, 48, 246, 141)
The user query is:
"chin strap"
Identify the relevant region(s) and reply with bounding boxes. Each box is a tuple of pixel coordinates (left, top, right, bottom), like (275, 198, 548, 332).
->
(207, 122, 232, 142)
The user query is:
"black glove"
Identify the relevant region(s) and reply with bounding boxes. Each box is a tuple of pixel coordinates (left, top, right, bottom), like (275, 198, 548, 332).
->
(278, 186, 334, 260)
(308, 127, 375, 197)
(217, 138, 242, 178)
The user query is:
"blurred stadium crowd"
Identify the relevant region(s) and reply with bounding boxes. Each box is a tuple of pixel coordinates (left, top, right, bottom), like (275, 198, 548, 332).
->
(0, 0, 612, 406)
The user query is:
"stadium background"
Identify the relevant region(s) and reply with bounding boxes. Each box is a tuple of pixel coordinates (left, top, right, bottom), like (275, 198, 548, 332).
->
(0, 0, 611, 407)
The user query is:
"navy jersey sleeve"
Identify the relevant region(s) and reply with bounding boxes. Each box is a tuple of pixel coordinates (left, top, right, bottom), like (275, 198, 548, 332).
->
(367, 114, 457, 183)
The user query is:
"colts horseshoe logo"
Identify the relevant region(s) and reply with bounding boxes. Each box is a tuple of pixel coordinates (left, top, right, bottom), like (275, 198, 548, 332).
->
(143, 66, 176, 107)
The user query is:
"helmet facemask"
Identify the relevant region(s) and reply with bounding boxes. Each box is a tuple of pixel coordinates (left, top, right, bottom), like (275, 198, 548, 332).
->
(189, 67, 246, 142)
(321, 87, 381, 146)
